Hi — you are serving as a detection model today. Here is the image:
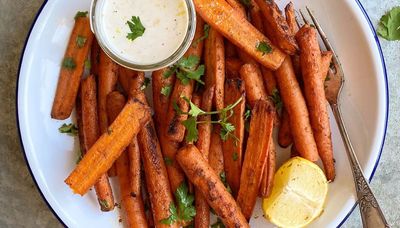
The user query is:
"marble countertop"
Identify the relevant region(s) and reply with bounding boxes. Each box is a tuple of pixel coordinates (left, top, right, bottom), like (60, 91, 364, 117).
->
(0, 0, 398, 227)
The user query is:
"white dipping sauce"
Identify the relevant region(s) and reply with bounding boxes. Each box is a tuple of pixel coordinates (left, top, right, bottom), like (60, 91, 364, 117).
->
(96, 0, 189, 65)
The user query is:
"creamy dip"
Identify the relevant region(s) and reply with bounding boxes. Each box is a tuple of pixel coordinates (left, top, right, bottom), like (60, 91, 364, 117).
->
(95, 0, 189, 65)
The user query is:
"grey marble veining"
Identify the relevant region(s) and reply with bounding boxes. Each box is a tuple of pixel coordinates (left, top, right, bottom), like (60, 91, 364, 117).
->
(0, 0, 398, 227)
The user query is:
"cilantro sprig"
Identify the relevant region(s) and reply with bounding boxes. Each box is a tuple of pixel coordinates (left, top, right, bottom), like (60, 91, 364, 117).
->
(160, 182, 196, 225)
(161, 85, 172, 97)
(141, 78, 150, 91)
(256, 41, 272, 55)
(164, 55, 205, 85)
(59, 123, 78, 136)
(270, 88, 282, 112)
(175, 96, 243, 143)
(126, 16, 145, 41)
(377, 7, 400, 40)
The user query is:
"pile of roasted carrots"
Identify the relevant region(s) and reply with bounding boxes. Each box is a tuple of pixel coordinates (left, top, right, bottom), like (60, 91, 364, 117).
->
(52, 0, 335, 227)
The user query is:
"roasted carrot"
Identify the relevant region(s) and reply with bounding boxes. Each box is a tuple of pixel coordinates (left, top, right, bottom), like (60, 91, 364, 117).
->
(209, 126, 225, 176)
(320, 51, 333, 82)
(138, 121, 178, 228)
(259, 140, 276, 198)
(152, 68, 176, 130)
(285, 2, 299, 36)
(225, 58, 243, 78)
(261, 67, 278, 96)
(98, 50, 118, 134)
(164, 15, 205, 142)
(176, 145, 249, 228)
(225, 0, 246, 17)
(240, 63, 267, 108)
(194, 86, 214, 228)
(194, 0, 285, 70)
(225, 40, 238, 58)
(237, 99, 274, 220)
(275, 56, 319, 162)
(296, 25, 335, 181)
(118, 67, 139, 94)
(278, 108, 293, 148)
(222, 78, 246, 196)
(90, 38, 101, 76)
(254, 0, 298, 55)
(65, 99, 151, 195)
(51, 16, 94, 119)
(204, 28, 225, 110)
(106, 93, 147, 227)
(78, 75, 114, 211)
(250, 2, 265, 34)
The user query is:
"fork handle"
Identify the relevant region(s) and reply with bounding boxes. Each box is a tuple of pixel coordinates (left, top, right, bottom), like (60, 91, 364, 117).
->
(331, 104, 389, 228)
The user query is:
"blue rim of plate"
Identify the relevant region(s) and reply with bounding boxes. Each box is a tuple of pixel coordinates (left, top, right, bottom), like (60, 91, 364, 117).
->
(15, 0, 388, 227)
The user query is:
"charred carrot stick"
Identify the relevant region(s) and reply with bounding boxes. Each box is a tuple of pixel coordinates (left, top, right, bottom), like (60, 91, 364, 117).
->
(118, 67, 138, 94)
(204, 28, 225, 110)
(222, 78, 246, 196)
(237, 99, 274, 220)
(254, 0, 298, 55)
(164, 15, 205, 143)
(65, 98, 151, 195)
(250, 2, 265, 34)
(194, 0, 285, 70)
(225, 58, 243, 78)
(51, 16, 94, 120)
(259, 140, 276, 198)
(106, 93, 148, 227)
(278, 108, 293, 148)
(209, 126, 225, 176)
(275, 56, 319, 162)
(225, 0, 246, 17)
(194, 86, 214, 228)
(320, 51, 333, 82)
(261, 67, 278, 96)
(98, 50, 118, 134)
(152, 68, 176, 130)
(138, 121, 178, 228)
(296, 25, 335, 181)
(225, 40, 238, 58)
(239, 63, 267, 108)
(77, 75, 115, 211)
(90, 39, 101, 76)
(176, 145, 249, 228)
(285, 2, 299, 36)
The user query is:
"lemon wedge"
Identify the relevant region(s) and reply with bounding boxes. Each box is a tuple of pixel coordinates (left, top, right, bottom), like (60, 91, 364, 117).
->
(262, 157, 328, 228)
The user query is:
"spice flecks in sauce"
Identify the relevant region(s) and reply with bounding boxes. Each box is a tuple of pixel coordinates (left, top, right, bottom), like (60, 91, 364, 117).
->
(97, 0, 189, 65)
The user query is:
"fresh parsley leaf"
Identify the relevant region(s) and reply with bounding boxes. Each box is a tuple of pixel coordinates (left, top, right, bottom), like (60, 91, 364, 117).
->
(182, 117, 198, 143)
(168, 55, 205, 85)
(192, 24, 211, 47)
(164, 156, 173, 166)
(99, 199, 110, 210)
(256, 41, 272, 55)
(74, 11, 88, 20)
(59, 123, 78, 136)
(377, 7, 400, 40)
(232, 151, 239, 161)
(161, 85, 172, 97)
(126, 16, 145, 41)
(160, 203, 178, 225)
(141, 78, 150, 91)
(76, 35, 87, 48)
(270, 88, 283, 112)
(220, 122, 235, 141)
(211, 218, 226, 228)
(62, 57, 76, 70)
(84, 59, 91, 70)
(183, 97, 206, 117)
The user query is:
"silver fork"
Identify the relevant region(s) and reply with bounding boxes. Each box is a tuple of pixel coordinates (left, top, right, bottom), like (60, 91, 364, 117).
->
(297, 8, 389, 228)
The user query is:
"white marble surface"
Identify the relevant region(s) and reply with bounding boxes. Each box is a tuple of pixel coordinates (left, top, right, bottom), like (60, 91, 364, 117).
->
(0, 0, 398, 227)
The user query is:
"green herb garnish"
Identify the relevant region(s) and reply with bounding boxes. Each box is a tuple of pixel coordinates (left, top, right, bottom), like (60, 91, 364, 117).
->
(74, 11, 88, 20)
(256, 41, 272, 55)
(175, 96, 243, 143)
(270, 88, 282, 112)
(160, 182, 196, 225)
(192, 24, 210, 47)
(84, 59, 91, 70)
(126, 16, 146, 41)
(377, 7, 400, 40)
(232, 152, 239, 161)
(62, 57, 76, 70)
(161, 85, 172, 97)
(59, 123, 78, 136)
(164, 55, 205, 85)
(76, 35, 87, 48)
(141, 78, 150, 91)
(164, 156, 173, 166)
(219, 172, 232, 194)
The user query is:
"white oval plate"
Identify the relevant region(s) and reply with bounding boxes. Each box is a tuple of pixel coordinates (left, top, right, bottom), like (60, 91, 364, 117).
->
(17, 0, 388, 227)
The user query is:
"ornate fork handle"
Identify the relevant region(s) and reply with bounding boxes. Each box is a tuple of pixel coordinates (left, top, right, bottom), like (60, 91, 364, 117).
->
(331, 104, 389, 228)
